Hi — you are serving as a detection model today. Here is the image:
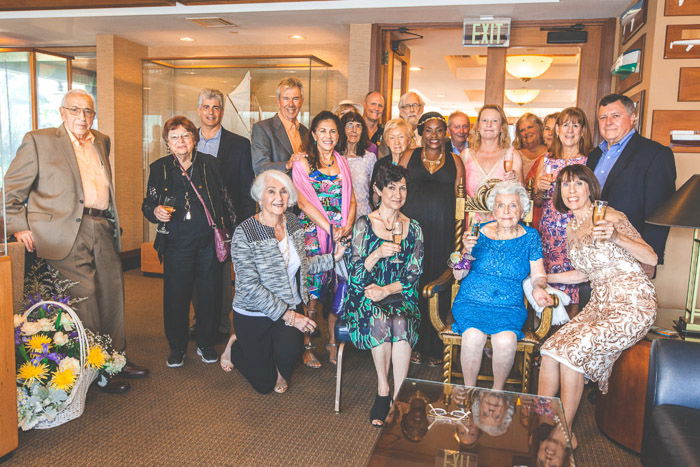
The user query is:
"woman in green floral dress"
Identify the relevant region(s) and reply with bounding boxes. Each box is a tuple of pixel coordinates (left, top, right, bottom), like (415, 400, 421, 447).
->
(344, 163, 424, 428)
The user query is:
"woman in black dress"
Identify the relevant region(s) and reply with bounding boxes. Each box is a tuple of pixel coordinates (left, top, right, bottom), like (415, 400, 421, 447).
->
(400, 112, 464, 366)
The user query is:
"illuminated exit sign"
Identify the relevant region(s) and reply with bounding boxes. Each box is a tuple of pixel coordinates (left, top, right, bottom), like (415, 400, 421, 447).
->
(463, 17, 511, 47)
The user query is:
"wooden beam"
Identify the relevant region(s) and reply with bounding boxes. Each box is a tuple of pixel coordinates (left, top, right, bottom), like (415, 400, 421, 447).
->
(0, 256, 18, 457)
(484, 47, 505, 107)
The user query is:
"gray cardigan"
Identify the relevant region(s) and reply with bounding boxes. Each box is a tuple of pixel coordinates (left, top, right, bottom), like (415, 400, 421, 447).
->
(231, 212, 334, 321)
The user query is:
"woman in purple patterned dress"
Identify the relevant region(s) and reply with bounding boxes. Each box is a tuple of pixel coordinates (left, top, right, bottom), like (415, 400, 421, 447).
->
(535, 108, 592, 318)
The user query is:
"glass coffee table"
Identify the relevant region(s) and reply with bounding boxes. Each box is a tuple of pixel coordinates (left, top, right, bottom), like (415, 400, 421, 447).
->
(367, 379, 574, 467)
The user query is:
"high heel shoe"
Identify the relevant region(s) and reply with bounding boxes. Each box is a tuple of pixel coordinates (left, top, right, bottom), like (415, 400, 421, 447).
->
(369, 394, 392, 428)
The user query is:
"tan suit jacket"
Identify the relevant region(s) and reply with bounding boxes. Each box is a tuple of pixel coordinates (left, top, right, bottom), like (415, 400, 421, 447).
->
(4, 125, 121, 260)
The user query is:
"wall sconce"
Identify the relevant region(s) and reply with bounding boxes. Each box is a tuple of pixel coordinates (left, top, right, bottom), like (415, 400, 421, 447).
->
(505, 88, 540, 105)
(506, 55, 553, 82)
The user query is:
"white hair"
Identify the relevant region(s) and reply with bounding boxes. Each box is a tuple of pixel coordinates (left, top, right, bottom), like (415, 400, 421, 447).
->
(250, 170, 298, 208)
(486, 180, 531, 217)
(471, 395, 515, 437)
(198, 88, 225, 109)
(399, 90, 426, 108)
(61, 89, 94, 107)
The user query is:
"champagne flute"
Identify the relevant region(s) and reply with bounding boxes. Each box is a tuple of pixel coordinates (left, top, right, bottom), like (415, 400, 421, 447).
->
(156, 195, 176, 235)
(464, 214, 480, 260)
(591, 200, 608, 244)
(503, 151, 514, 174)
(542, 160, 554, 199)
(390, 220, 403, 264)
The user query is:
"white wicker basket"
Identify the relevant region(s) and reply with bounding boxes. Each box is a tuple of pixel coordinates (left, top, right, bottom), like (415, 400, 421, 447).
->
(22, 300, 98, 430)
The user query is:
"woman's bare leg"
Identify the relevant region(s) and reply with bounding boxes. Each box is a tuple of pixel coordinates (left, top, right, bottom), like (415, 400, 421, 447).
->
(460, 328, 487, 387)
(490, 331, 517, 390)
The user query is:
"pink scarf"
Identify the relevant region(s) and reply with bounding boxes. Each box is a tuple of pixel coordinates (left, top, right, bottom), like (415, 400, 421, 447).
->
(292, 151, 352, 254)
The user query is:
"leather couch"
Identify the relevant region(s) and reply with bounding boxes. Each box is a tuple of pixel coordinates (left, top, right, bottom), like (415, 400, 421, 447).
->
(642, 338, 700, 466)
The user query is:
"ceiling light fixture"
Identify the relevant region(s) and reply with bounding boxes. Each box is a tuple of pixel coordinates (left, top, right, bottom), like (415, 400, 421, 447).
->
(180, 37, 195, 42)
(506, 55, 553, 81)
(409, 66, 423, 71)
(505, 89, 540, 105)
(289, 34, 305, 40)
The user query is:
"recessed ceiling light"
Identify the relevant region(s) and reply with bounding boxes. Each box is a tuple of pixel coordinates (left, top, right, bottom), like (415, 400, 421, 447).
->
(289, 34, 305, 40)
(436, 93, 446, 98)
(180, 37, 195, 42)
(410, 66, 423, 71)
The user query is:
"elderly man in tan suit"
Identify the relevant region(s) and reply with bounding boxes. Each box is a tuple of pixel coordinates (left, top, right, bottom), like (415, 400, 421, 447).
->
(4, 89, 148, 393)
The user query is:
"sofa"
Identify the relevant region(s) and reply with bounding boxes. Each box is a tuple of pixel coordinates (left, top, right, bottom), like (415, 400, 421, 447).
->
(642, 338, 700, 466)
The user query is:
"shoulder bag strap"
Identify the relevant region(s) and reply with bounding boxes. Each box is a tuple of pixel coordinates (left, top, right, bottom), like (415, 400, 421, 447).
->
(177, 159, 216, 229)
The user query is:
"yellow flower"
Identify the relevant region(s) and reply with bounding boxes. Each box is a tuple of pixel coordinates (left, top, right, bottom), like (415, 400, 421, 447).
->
(86, 346, 107, 368)
(50, 369, 77, 391)
(26, 334, 52, 353)
(17, 361, 49, 386)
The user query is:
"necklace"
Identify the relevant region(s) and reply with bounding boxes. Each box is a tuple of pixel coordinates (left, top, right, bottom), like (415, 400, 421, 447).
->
(421, 148, 445, 174)
(495, 226, 518, 240)
(570, 206, 592, 231)
(377, 212, 399, 232)
(320, 154, 335, 168)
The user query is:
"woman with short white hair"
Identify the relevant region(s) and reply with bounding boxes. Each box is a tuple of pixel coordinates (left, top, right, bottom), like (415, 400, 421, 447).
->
(449, 180, 552, 390)
(219, 169, 345, 394)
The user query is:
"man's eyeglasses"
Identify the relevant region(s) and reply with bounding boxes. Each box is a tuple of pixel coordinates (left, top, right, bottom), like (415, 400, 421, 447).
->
(62, 106, 96, 118)
(400, 103, 423, 111)
(200, 105, 222, 112)
(168, 134, 193, 141)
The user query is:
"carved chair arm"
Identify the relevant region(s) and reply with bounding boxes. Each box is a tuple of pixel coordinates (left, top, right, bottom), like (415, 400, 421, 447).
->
(533, 294, 559, 341)
(423, 268, 455, 333)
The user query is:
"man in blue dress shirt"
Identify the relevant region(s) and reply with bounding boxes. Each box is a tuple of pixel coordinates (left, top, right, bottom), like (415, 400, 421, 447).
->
(587, 94, 676, 266)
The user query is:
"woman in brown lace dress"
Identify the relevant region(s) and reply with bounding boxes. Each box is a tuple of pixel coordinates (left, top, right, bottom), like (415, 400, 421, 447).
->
(538, 164, 657, 447)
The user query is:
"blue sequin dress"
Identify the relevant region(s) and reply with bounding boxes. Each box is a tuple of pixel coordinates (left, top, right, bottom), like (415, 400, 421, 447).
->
(451, 222, 543, 339)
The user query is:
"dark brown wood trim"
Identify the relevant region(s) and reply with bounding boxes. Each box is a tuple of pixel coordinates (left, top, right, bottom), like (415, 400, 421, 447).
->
(484, 48, 505, 107)
(368, 24, 382, 94)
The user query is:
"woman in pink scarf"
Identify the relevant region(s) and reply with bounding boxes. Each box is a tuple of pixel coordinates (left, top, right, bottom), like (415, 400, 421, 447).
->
(293, 110, 356, 367)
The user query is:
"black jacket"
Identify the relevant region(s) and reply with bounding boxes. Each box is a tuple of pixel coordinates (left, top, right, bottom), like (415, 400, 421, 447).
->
(587, 132, 676, 263)
(142, 152, 236, 258)
(205, 127, 256, 221)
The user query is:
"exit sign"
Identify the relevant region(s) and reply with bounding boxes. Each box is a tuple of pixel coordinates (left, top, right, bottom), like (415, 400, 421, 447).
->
(463, 18, 511, 47)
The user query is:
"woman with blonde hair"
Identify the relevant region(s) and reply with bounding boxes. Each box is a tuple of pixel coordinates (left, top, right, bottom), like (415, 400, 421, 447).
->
(513, 112, 548, 182)
(462, 105, 523, 197)
(370, 118, 412, 207)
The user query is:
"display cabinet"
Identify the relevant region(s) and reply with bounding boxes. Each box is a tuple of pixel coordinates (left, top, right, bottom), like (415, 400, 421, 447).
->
(141, 54, 331, 242)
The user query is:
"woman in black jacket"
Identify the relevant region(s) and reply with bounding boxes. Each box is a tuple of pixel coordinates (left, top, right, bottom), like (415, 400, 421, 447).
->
(142, 115, 235, 368)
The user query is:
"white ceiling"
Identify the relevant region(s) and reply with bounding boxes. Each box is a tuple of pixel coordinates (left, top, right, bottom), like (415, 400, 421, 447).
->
(0, 0, 631, 48)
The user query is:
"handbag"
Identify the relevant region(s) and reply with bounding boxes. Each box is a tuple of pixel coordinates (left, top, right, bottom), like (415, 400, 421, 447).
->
(177, 160, 231, 263)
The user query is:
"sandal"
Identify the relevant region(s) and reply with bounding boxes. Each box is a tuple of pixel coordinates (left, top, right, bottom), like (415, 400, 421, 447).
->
(303, 348, 322, 369)
(410, 352, 423, 365)
(326, 343, 338, 365)
(274, 378, 289, 394)
(370, 394, 392, 427)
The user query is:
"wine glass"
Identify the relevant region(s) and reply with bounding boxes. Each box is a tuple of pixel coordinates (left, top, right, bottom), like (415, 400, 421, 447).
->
(156, 195, 176, 235)
(464, 214, 480, 260)
(390, 221, 403, 264)
(503, 151, 514, 174)
(591, 200, 608, 244)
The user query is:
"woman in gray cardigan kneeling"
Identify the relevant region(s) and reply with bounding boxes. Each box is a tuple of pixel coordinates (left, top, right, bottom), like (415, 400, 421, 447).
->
(220, 170, 345, 394)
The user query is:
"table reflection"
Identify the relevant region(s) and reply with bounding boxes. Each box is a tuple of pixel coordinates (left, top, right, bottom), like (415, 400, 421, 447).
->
(368, 379, 574, 467)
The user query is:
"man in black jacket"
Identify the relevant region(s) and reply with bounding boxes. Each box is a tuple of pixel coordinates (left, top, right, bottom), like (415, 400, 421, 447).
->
(196, 88, 256, 337)
(587, 93, 676, 265)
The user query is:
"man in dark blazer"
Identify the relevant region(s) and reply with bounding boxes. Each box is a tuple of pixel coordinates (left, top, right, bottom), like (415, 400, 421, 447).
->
(587, 93, 676, 264)
(196, 88, 256, 336)
(4, 89, 148, 393)
(251, 77, 309, 175)
(196, 88, 256, 221)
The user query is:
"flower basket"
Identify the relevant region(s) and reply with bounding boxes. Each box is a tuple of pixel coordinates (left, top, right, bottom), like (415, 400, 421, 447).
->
(22, 301, 98, 429)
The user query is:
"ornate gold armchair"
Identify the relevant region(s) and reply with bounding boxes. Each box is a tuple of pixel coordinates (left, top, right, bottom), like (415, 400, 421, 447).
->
(422, 180, 557, 393)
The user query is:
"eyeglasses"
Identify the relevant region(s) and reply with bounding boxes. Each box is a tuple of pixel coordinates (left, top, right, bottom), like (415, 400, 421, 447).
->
(428, 404, 470, 429)
(62, 106, 96, 117)
(200, 105, 222, 112)
(168, 134, 193, 141)
(400, 103, 423, 111)
(345, 122, 362, 130)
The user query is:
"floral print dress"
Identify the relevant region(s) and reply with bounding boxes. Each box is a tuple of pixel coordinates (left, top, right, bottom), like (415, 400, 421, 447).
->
(538, 156, 587, 304)
(343, 216, 424, 350)
(298, 169, 344, 299)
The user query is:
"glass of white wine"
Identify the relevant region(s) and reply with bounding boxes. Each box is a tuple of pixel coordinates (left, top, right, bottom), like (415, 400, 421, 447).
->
(591, 199, 608, 244)
(156, 195, 176, 235)
(390, 220, 403, 264)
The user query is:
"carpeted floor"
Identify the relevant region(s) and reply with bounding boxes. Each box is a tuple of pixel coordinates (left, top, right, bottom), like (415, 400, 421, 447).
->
(6, 271, 641, 466)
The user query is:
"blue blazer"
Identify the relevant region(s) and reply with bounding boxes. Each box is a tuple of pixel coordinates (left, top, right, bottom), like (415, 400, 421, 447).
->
(587, 131, 676, 263)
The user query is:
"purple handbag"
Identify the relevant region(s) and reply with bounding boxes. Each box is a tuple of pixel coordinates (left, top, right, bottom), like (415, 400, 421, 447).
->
(177, 160, 231, 263)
